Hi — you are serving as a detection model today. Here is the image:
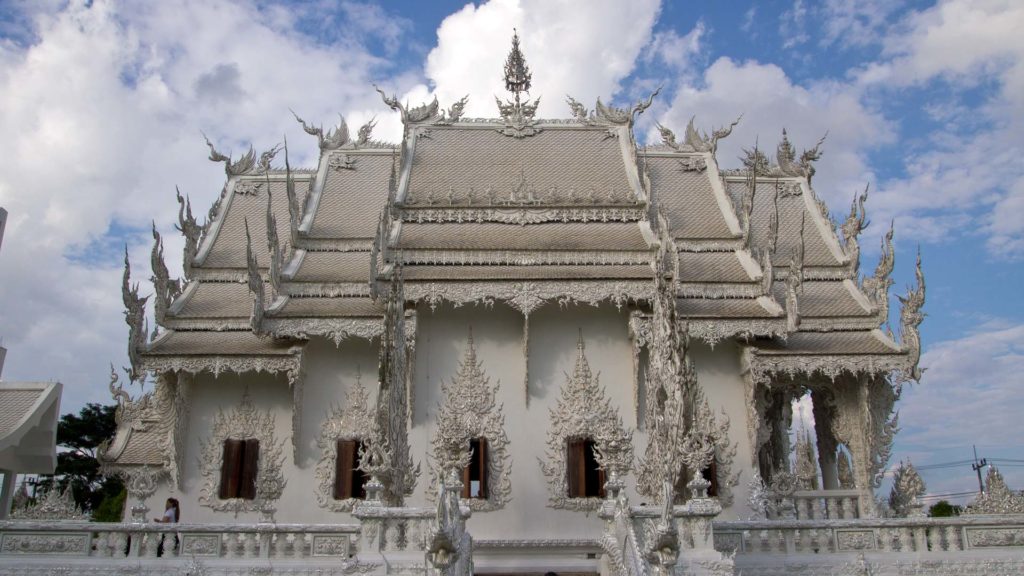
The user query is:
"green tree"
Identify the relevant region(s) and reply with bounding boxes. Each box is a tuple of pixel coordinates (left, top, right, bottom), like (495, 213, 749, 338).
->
(928, 500, 962, 517)
(38, 403, 124, 520)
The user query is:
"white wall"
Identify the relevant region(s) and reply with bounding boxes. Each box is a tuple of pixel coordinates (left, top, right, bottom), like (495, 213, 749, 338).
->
(145, 303, 758, 529)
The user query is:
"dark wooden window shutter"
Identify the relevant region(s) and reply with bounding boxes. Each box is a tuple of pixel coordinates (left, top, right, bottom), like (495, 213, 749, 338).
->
(334, 439, 367, 500)
(239, 439, 259, 500)
(567, 438, 586, 498)
(463, 438, 488, 499)
(219, 439, 243, 499)
(567, 438, 604, 498)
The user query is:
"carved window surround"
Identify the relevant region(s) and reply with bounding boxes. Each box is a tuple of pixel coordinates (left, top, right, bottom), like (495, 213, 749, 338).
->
(315, 374, 378, 513)
(540, 337, 632, 512)
(429, 334, 512, 512)
(198, 391, 287, 515)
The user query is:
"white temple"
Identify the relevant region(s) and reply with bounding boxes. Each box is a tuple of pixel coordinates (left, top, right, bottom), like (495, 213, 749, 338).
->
(2, 33, 1022, 576)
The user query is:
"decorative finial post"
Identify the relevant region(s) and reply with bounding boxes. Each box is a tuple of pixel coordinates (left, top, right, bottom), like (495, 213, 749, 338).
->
(504, 29, 532, 107)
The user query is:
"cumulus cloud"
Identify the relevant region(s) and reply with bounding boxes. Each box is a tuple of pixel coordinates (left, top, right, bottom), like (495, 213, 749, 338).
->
(654, 57, 891, 211)
(418, 0, 662, 118)
(862, 0, 1024, 259)
(895, 321, 1024, 496)
(0, 0, 411, 408)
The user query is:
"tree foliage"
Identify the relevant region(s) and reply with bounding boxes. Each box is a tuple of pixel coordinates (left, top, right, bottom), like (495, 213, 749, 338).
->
(38, 403, 124, 520)
(928, 500, 962, 517)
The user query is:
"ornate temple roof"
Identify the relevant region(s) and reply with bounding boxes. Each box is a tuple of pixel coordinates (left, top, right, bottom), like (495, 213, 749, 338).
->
(112, 32, 922, 412)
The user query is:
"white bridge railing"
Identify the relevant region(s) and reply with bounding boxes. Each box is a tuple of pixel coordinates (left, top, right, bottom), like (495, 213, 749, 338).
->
(0, 520, 361, 561)
(787, 489, 862, 520)
(713, 515, 1024, 555)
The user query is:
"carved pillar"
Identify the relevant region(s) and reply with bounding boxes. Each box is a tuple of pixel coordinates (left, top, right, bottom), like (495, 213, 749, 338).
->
(830, 374, 877, 517)
(0, 469, 14, 519)
(811, 388, 839, 490)
(759, 387, 792, 482)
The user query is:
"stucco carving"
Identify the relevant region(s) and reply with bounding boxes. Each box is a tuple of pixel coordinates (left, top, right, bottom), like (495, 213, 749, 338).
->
(428, 333, 512, 512)
(373, 274, 419, 504)
(8, 486, 87, 521)
(265, 317, 384, 345)
(197, 390, 287, 515)
(540, 336, 633, 511)
(404, 280, 650, 313)
(397, 206, 644, 225)
(315, 372, 377, 512)
(140, 353, 303, 385)
(965, 467, 1024, 515)
(397, 249, 650, 267)
(687, 319, 785, 347)
(888, 459, 926, 517)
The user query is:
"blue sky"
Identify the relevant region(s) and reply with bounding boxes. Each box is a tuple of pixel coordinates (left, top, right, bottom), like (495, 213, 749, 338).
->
(0, 0, 1021, 504)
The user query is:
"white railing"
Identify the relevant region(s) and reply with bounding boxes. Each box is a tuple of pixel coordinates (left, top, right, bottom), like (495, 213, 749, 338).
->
(788, 489, 861, 520)
(713, 515, 1024, 555)
(0, 520, 360, 561)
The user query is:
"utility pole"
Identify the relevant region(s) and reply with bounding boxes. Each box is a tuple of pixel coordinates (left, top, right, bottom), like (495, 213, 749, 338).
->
(972, 445, 988, 494)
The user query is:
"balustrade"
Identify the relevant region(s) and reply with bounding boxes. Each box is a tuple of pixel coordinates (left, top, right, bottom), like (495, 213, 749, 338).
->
(0, 520, 360, 564)
(783, 489, 861, 520)
(713, 515, 1024, 556)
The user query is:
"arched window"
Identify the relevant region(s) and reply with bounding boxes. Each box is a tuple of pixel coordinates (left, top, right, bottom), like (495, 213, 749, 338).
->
(333, 439, 368, 500)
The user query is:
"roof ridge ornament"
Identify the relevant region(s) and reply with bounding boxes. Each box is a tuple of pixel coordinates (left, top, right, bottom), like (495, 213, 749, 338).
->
(496, 29, 542, 138)
(292, 110, 350, 150)
(175, 188, 201, 280)
(656, 115, 741, 154)
(567, 87, 662, 132)
(202, 132, 279, 177)
(897, 249, 926, 383)
(122, 247, 149, 382)
(374, 84, 442, 128)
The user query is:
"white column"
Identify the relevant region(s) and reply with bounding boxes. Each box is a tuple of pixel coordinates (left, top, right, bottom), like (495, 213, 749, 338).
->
(0, 469, 15, 519)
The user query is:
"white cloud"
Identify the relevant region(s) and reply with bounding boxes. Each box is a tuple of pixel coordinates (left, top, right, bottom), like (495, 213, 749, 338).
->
(419, 0, 662, 118)
(654, 57, 892, 211)
(0, 0, 410, 410)
(818, 0, 903, 49)
(894, 321, 1024, 497)
(643, 21, 705, 74)
(856, 0, 1024, 258)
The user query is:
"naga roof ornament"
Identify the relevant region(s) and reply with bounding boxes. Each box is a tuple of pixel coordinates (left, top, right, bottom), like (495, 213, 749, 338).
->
(897, 249, 926, 382)
(862, 222, 895, 325)
(657, 115, 741, 154)
(265, 183, 284, 297)
(496, 29, 541, 138)
(841, 185, 870, 276)
(244, 218, 267, 335)
(122, 246, 148, 382)
(566, 87, 662, 133)
(292, 110, 350, 150)
(375, 85, 442, 127)
(202, 133, 280, 177)
(175, 187, 201, 280)
(150, 222, 182, 328)
(776, 129, 826, 184)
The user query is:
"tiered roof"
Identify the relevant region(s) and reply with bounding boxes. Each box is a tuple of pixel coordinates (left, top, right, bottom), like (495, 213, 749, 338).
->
(103, 36, 925, 471)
